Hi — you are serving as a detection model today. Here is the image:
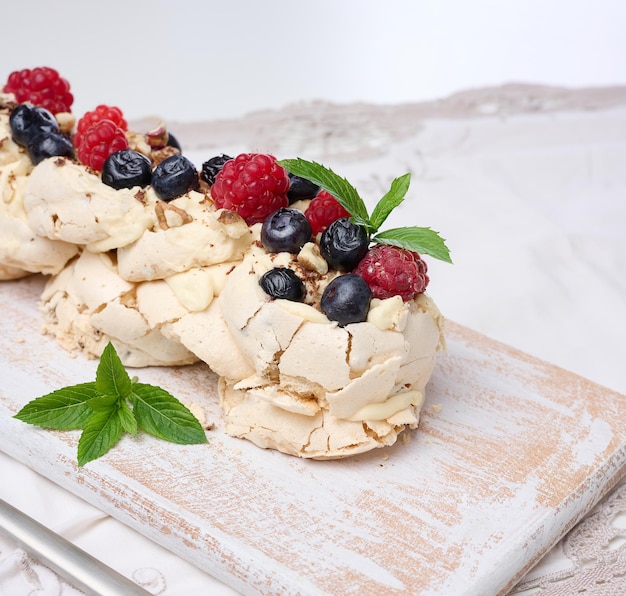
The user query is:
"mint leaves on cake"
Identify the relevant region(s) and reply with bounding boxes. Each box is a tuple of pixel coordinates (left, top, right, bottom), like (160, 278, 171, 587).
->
(14, 342, 207, 466)
(278, 158, 452, 264)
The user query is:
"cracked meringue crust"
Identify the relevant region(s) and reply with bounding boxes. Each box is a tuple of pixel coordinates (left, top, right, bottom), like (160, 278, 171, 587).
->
(203, 247, 444, 459)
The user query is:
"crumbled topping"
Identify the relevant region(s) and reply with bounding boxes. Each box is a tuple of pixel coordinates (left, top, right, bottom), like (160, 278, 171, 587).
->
(297, 242, 328, 275)
(155, 201, 194, 230)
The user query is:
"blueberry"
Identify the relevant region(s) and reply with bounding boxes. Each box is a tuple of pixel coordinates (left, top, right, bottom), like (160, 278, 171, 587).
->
(287, 173, 320, 203)
(166, 132, 182, 151)
(26, 132, 74, 165)
(200, 154, 232, 185)
(320, 274, 372, 326)
(152, 154, 199, 201)
(261, 208, 312, 254)
(10, 104, 59, 147)
(102, 149, 152, 190)
(259, 267, 305, 302)
(319, 218, 369, 271)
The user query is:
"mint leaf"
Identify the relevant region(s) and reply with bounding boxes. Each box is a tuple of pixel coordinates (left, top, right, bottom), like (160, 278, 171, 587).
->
(118, 400, 138, 436)
(87, 394, 121, 412)
(14, 383, 98, 430)
(369, 173, 411, 232)
(373, 227, 453, 263)
(95, 342, 132, 398)
(278, 158, 370, 224)
(280, 157, 453, 264)
(131, 383, 207, 444)
(77, 407, 124, 466)
(15, 342, 208, 466)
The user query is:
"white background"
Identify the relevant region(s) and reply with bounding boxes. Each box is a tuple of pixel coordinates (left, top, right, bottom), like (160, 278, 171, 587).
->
(3, 0, 625, 122)
(1, 3, 626, 594)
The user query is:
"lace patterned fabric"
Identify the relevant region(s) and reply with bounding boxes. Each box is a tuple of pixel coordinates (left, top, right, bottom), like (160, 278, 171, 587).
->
(511, 476, 626, 594)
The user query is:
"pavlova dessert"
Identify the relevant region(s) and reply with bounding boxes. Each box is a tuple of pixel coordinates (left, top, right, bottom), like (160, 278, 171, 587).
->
(2, 66, 451, 459)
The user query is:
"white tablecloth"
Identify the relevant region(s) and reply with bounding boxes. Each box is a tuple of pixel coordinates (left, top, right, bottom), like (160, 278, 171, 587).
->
(1, 84, 625, 594)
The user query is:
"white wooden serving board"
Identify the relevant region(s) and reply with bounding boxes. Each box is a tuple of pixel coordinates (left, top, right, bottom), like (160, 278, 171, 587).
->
(1, 275, 625, 595)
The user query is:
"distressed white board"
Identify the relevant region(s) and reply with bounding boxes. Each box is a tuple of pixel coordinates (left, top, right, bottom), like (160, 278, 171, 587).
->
(1, 275, 625, 595)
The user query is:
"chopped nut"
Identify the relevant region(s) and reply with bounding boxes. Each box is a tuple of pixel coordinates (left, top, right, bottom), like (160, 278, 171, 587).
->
(0, 93, 18, 111)
(151, 145, 180, 166)
(155, 201, 193, 230)
(134, 189, 148, 205)
(126, 130, 152, 158)
(55, 112, 75, 135)
(145, 121, 169, 149)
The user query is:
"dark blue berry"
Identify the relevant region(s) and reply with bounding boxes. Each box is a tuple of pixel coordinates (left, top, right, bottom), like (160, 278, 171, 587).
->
(201, 154, 232, 185)
(152, 154, 199, 201)
(320, 274, 372, 326)
(26, 132, 74, 165)
(166, 132, 181, 151)
(319, 218, 369, 271)
(287, 173, 320, 203)
(261, 208, 312, 254)
(259, 267, 305, 302)
(102, 149, 152, 190)
(10, 104, 59, 147)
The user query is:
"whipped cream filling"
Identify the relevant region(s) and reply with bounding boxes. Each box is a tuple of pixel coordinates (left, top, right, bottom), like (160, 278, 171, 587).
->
(116, 194, 254, 282)
(24, 157, 159, 252)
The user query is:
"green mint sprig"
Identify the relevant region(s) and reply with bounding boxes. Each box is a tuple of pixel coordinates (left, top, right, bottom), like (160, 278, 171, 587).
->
(278, 158, 452, 264)
(14, 342, 207, 466)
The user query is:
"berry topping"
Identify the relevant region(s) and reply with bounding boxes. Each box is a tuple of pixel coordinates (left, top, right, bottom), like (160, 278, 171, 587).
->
(9, 103, 59, 147)
(319, 218, 369, 272)
(166, 132, 182, 151)
(27, 131, 74, 165)
(261, 208, 312, 254)
(74, 104, 127, 149)
(151, 154, 199, 201)
(320, 274, 372, 326)
(3, 67, 73, 114)
(354, 244, 429, 301)
(279, 158, 452, 265)
(76, 119, 129, 171)
(211, 153, 290, 225)
(259, 268, 305, 302)
(287, 173, 320, 203)
(102, 149, 152, 190)
(305, 190, 351, 236)
(201, 154, 233, 186)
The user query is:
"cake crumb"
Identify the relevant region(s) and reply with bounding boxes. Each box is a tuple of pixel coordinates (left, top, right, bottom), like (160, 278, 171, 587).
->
(430, 404, 443, 413)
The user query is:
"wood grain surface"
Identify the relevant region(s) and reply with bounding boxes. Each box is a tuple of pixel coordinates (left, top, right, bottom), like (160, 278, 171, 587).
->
(1, 275, 625, 595)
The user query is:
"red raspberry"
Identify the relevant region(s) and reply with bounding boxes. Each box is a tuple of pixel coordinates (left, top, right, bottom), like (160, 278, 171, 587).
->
(3, 67, 73, 114)
(74, 105, 127, 149)
(210, 153, 290, 225)
(76, 119, 129, 171)
(304, 190, 351, 235)
(354, 244, 429, 301)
